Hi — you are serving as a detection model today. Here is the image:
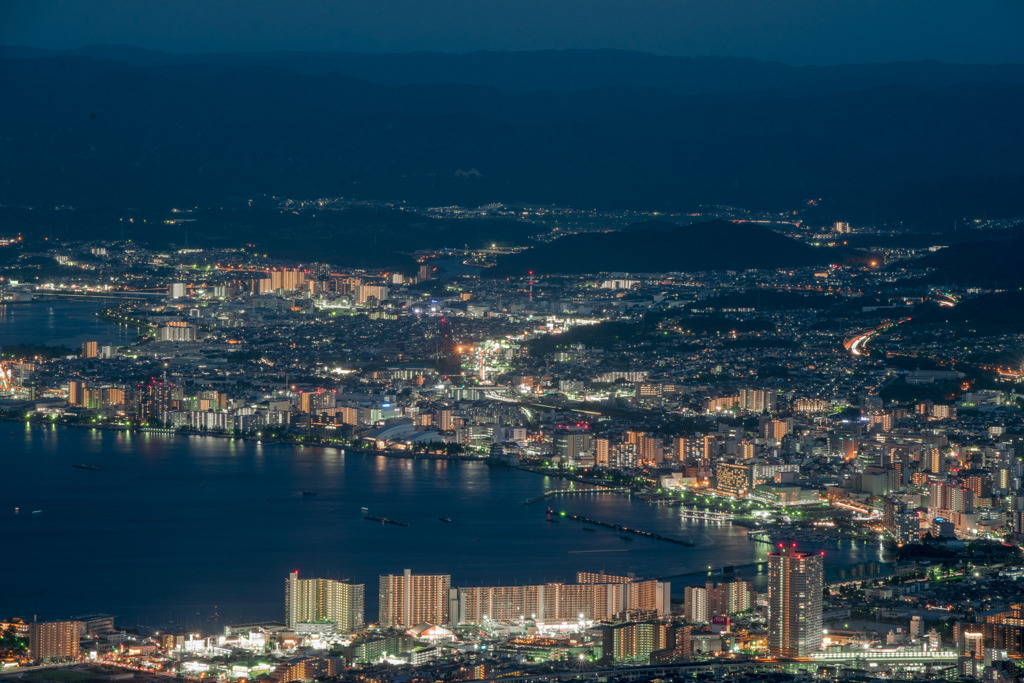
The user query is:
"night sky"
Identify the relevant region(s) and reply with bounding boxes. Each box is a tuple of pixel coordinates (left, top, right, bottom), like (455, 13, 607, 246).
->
(2, 0, 1023, 65)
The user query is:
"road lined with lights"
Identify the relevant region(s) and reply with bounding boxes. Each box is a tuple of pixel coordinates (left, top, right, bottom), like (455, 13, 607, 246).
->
(845, 317, 913, 357)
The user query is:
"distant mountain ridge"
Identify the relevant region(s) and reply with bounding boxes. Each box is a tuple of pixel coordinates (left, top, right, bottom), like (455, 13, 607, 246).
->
(5, 45, 1024, 94)
(913, 226, 1024, 288)
(486, 220, 840, 276)
(1, 47, 1023, 224)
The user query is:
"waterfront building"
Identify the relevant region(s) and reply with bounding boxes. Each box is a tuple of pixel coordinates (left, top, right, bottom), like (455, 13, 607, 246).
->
(285, 571, 365, 633)
(29, 620, 80, 662)
(378, 569, 451, 629)
(553, 425, 592, 462)
(716, 463, 752, 497)
(451, 573, 669, 626)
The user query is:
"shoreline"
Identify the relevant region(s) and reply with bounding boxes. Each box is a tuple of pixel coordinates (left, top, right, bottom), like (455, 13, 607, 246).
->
(4, 416, 491, 462)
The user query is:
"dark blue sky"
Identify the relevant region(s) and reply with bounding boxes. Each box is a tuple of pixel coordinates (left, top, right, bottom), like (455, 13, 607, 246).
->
(3, 0, 1023, 65)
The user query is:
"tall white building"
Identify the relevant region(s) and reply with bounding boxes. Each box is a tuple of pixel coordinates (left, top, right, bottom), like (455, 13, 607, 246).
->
(156, 321, 196, 342)
(684, 585, 709, 624)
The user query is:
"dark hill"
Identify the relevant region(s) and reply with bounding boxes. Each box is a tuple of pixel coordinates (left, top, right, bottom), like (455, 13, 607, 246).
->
(1, 50, 1023, 224)
(906, 291, 1024, 333)
(0, 205, 544, 273)
(486, 220, 836, 276)
(913, 226, 1024, 288)
(8, 46, 1024, 94)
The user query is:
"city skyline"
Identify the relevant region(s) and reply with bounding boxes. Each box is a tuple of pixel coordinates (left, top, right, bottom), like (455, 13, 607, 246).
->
(2, 2, 1023, 682)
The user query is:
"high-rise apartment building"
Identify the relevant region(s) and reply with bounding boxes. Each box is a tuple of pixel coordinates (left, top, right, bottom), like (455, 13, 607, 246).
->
(68, 380, 86, 406)
(607, 621, 674, 663)
(684, 585, 709, 624)
(378, 569, 450, 629)
(298, 389, 337, 416)
(738, 389, 775, 414)
(138, 377, 180, 423)
(956, 605, 1024, 658)
(450, 573, 670, 626)
(762, 419, 793, 442)
(929, 482, 975, 513)
(638, 435, 663, 464)
(156, 321, 197, 342)
(285, 571, 365, 633)
(768, 546, 823, 657)
(706, 578, 754, 615)
(29, 621, 80, 662)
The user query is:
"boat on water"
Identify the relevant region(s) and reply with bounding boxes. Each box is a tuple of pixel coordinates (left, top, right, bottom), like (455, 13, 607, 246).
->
(301, 490, 316, 496)
(32, 510, 42, 515)
(439, 516, 453, 523)
(72, 464, 101, 471)
(582, 527, 596, 532)
(364, 515, 410, 527)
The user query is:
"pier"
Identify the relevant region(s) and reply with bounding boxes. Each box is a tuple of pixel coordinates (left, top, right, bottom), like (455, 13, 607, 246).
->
(679, 508, 734, 521)
(549, 509, 694, 546)
(524, 487, 627, 505)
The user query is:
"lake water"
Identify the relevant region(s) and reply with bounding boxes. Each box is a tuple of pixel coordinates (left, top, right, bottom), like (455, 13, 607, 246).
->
(0, 303, 883, 629)
(0, 300, 136, 349)
(0, 425, 883, 629)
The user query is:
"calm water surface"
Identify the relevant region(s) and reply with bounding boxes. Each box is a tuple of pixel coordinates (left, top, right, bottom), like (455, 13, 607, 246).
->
(0, 303, 883, 628)
(1, 425, 883, 628)
(0, 300, 135, 348)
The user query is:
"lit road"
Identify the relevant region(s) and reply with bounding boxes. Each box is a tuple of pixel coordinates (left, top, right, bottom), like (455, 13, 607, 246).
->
(845, 317, 912, 357)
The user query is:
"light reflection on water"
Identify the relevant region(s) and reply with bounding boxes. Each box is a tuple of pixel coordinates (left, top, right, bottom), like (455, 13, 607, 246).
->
(3, 425, 882, 628)
(0, 301, 132, 347)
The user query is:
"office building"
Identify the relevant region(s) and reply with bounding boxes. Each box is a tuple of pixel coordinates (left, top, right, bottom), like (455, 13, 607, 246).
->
(553, 426, 592, 462)
(768, 546, 823, 657)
